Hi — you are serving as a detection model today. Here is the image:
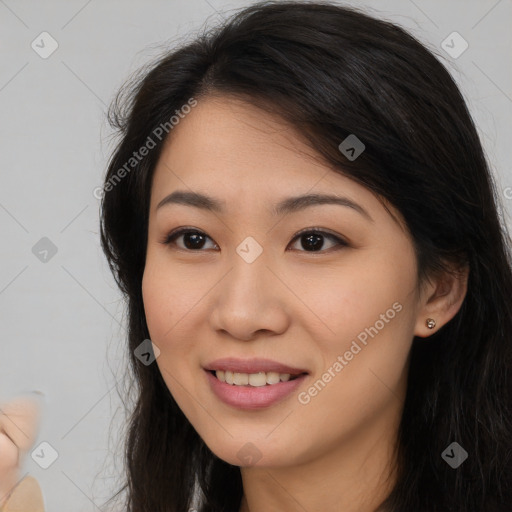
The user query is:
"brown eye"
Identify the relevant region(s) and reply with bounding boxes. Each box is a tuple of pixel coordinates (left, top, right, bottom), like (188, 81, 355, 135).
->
(162, 228, 217, 251)
(160, 227, 348, 253)
(288, 229, 348, 253)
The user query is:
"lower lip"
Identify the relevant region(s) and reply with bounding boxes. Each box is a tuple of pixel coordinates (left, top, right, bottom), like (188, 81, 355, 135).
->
(205, 370, 307, 410)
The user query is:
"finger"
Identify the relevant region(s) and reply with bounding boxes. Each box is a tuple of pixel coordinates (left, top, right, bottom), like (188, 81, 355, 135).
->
(0, 394, 43, 454)
(0, 431, 21, 509)
(1, 476, 45, 512)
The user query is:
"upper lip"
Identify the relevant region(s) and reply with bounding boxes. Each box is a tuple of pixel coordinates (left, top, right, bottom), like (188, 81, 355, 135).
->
(203, 358, 309, 375)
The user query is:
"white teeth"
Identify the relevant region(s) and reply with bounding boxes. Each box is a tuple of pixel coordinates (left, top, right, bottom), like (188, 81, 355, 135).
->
(233, 372, 249, 385)
(248, 372, 267, 387)
(266, 372, 280, 385)
(214, 370, 298, 386)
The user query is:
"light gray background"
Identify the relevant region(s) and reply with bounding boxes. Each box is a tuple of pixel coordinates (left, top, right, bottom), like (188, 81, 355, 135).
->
(1, 0, 511, 510)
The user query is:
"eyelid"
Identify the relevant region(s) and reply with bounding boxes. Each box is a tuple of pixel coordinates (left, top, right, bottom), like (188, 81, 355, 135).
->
(160, 226, 349, 252)
(291, 227, 348, 246)
(160, 226, 218, 250)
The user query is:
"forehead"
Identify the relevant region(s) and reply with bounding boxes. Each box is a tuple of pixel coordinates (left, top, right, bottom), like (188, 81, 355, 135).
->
(154, 96, 325, 184)
(150, 96, 377, 209)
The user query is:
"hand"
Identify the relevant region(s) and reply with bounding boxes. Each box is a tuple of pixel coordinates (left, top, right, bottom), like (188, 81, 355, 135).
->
(0, 392, 44, 509)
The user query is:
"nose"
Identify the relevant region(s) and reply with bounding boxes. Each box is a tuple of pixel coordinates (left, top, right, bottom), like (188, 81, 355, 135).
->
(208, 253, 290, 341)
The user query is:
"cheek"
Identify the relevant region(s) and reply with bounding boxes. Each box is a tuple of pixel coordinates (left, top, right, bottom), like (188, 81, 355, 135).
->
(301, 254, 417, 419)
(141, 258, 201, 343)
(141, 261, 205, 399)
(303, 311, 413, 433)
(141, 269, 171, 341)
(142, 266, 193, 405)
(299, 249, 417, 345)
(298, 251, 418, 421)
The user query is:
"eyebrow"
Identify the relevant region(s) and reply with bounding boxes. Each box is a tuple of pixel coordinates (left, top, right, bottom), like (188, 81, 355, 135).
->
(156, 190, 373, 221)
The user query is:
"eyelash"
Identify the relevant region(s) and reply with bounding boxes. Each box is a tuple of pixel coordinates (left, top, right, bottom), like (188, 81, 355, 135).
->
(159, 226, 348, 253)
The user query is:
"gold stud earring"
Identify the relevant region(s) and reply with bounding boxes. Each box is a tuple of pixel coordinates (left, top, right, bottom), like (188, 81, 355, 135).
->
(426, 318, 436, 329)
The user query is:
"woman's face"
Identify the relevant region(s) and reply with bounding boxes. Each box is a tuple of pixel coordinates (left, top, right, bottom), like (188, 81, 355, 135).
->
(142, 95, 427, 468)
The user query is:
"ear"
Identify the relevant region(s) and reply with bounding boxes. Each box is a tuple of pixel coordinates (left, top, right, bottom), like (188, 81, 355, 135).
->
(414, 263, 469, 338)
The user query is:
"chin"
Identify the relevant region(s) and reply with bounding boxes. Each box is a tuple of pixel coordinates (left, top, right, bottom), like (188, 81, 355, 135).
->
(201, 434, 302, 469)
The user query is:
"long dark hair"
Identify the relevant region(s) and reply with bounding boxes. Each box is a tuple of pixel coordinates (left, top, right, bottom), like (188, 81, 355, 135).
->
(99, 1, 512, 510)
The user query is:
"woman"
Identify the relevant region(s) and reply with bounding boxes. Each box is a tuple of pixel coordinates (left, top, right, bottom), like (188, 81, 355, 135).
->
(100, 1, 512, 511)
(3, 1, 511, 511)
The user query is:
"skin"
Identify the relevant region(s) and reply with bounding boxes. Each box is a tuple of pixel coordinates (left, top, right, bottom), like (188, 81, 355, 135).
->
(0, 394, 43, 507)
(142, 95, 468, 512)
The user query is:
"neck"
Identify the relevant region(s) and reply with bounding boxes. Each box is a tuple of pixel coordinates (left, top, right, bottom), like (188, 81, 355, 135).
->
(238, 409, 400, 512)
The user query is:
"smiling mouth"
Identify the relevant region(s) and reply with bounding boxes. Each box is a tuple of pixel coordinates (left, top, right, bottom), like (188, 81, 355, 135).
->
(209, 369, 307, 386)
